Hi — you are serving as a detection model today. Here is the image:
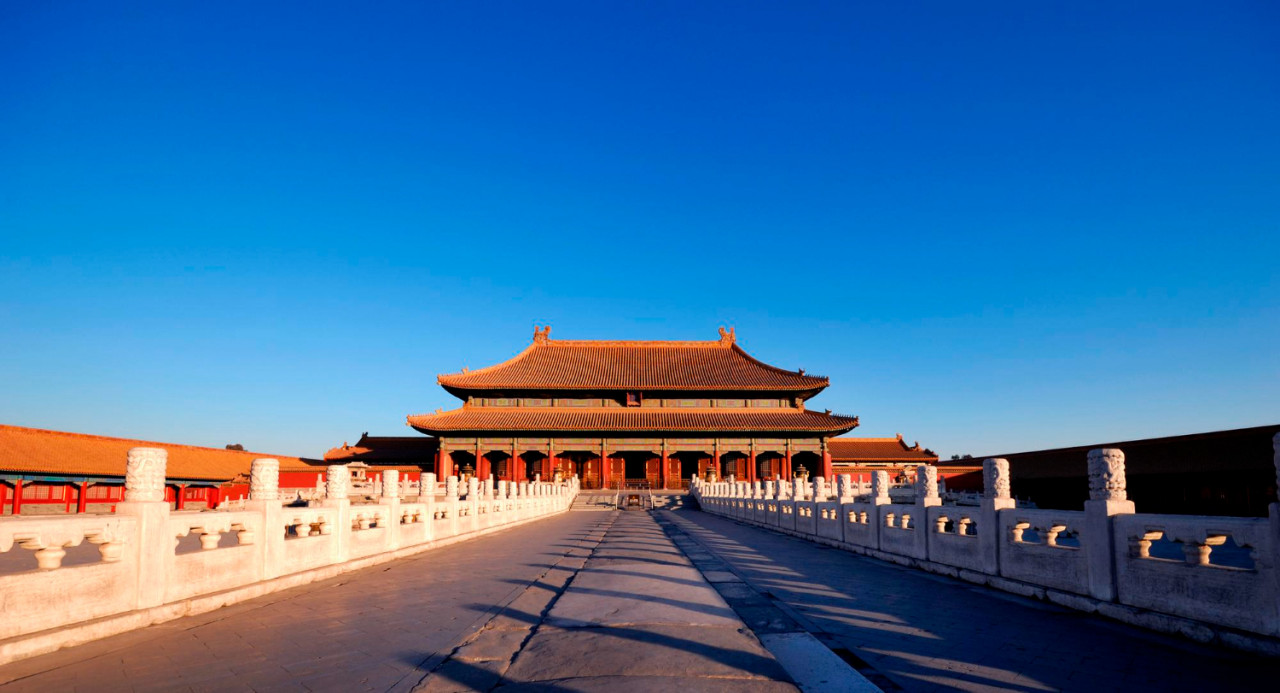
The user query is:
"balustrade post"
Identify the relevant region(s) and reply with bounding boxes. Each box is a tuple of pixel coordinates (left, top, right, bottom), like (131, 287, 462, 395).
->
(444, 475, 460, 537)
(837, 474, 854, 502)
(115, 447, 171, 609)
(1082, 448, 1135, 601)
(915, 465, 941, 508)
(980, 458, 1016, 575)
(382, 469, 401, 550)
(915, 465, 942, 561)
(871, 470, 892, 551)
(421, 472, 436, 539)
(871, 471, 891, 506)
(245, 458, 282, 580)
(323, 465, 352, 564)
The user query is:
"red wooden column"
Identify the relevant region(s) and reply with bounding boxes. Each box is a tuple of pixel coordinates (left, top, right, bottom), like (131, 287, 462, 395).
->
(176, 484, 187, 510)
(434, 447, 443, 478)
(208, 485, 220, 509)
(783, 450, 793, 480)
(76, 482, 88, 513)
(0, 482, 7, 515)
(659, 448, 668, 490)
(64, 484, 73, 513)
(474, 441, 482, 479)
(600, 441, 610, 489)
(821, 440, 833, 479)
(748, 451, 757, 484)
(13, 479, 23, 515)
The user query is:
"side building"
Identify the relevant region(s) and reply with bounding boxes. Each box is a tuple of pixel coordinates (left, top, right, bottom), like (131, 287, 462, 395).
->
(828, 435, 948, 484)
(404, 327, 860, 489)
(0, 425, 321, 515)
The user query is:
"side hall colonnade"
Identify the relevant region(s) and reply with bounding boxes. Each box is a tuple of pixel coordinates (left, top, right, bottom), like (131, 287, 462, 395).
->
(0, 448, 578, 666)
(693, 433, 1280, 656)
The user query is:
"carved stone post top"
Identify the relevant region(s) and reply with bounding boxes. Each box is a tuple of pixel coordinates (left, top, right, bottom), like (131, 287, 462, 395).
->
(423, 472, 437, 489)
(250, 458, 280, 501)
(871, 470, 890, 500)
(325, 464, 350, 500)
(382, 470, 400, 498)
(916, 465, 939, 500)
(1087, 448, 1126, 502)
(445, 475, 459, 497)
(983, 458, 1011, 500)
(125, 447, 168, 502)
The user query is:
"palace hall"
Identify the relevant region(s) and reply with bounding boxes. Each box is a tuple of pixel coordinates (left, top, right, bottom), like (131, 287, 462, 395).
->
(335, 327, 863, 490)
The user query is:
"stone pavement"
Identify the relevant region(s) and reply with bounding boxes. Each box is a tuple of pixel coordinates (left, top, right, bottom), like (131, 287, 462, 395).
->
(417, 511, 805, 691)
(665, 507, 1280, 693)
(0, 512, 616, 692)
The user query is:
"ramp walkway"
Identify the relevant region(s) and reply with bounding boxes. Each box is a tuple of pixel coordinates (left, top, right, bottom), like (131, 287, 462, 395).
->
(2, 504, 1277, 692)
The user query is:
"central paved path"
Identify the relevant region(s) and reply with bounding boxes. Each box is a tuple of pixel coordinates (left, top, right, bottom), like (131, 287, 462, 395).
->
(418, 511, 801, 691)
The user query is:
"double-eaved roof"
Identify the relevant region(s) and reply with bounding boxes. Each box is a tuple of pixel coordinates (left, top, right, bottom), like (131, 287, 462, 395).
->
(413, 328, 858, 436)
(437, 328, 828, 397)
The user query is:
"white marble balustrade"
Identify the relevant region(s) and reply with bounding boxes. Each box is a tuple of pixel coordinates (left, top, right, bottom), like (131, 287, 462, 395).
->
(692, 436, 1280, 652)
(0, 451, 579, 665)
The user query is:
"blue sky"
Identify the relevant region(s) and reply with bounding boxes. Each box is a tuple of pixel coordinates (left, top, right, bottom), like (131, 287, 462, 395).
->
(2, 2, 1277, 459)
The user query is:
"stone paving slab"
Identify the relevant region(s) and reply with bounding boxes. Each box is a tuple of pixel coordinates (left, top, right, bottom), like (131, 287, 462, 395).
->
(503, 624, 789, 682)
(544, 562, 741, 628)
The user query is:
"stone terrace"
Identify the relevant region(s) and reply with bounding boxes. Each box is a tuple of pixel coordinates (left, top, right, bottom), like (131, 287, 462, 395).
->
(3, 502, 1279, 691)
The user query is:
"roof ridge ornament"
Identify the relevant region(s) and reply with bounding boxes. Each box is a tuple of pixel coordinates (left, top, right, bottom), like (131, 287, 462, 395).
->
(533, 325, 552, 345)
(717, 326, 735, 345)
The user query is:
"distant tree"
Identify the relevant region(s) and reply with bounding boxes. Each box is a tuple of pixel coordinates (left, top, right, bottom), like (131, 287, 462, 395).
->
(950, 454, 960, 460)
(225, 443, 245, 451)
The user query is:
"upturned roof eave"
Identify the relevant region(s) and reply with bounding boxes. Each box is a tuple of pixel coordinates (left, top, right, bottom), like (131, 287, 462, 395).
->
(439, 382, 829, 400)
(405, 414, 859, 437)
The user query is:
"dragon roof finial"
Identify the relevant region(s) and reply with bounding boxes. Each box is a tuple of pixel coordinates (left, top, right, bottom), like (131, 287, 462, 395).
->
(718, 326, 735, 345)
(533, 325, 552, 344)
